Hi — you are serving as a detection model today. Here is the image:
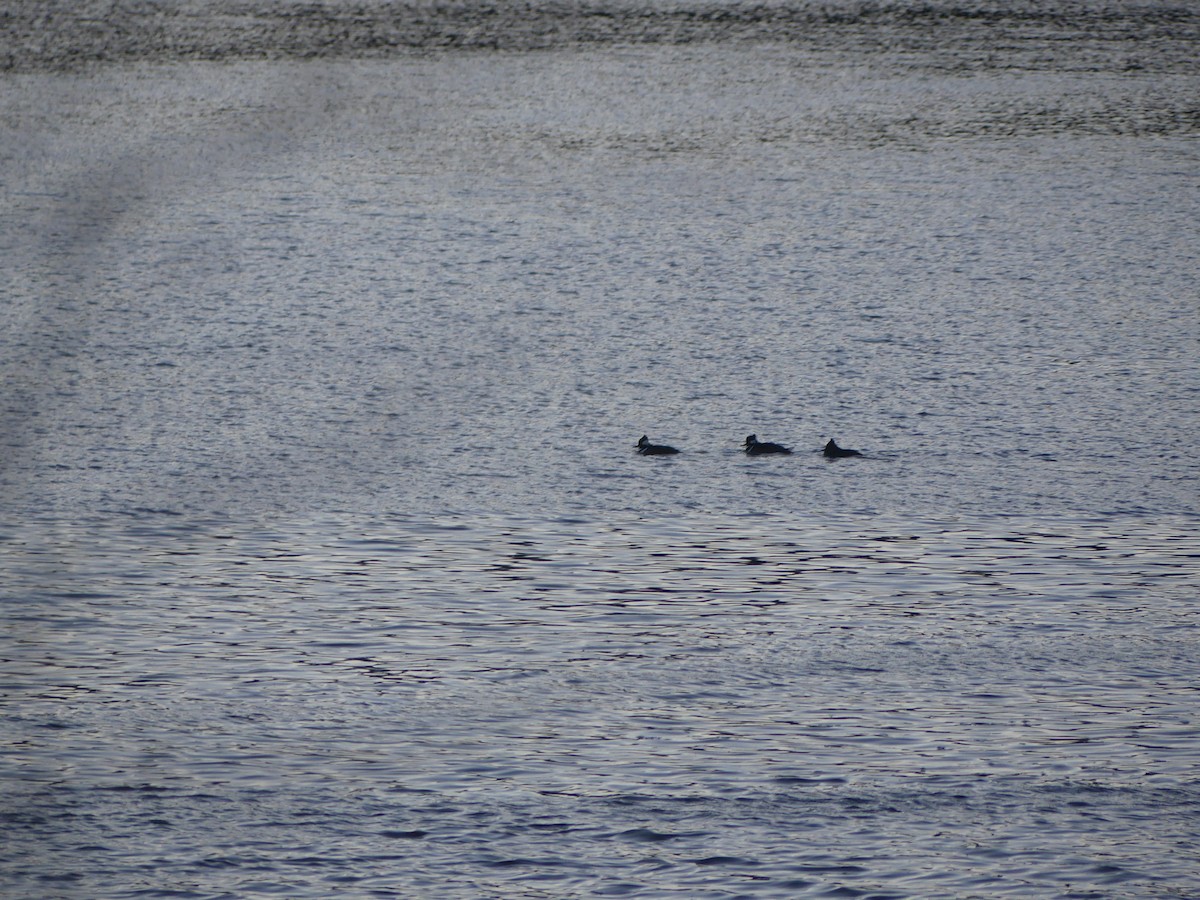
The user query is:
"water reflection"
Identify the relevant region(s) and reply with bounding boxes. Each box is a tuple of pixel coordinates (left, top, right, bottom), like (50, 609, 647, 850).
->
(3, 512, 1199, 896)
(7, 517, 1198, 736)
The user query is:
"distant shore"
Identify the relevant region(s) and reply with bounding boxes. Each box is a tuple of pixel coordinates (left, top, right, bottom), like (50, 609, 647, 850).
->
(5, 0, 1198, 74)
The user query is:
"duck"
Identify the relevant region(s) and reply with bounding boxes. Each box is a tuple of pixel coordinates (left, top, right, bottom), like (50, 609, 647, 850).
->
(744, 434, 792, 455)
(823, 438, 862, 458)
(636, 435, 680, 456)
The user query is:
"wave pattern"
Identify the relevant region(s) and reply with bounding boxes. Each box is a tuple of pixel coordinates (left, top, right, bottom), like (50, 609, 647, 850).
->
(5, 0, 1200, 75)
(2, 513, 1198, 897)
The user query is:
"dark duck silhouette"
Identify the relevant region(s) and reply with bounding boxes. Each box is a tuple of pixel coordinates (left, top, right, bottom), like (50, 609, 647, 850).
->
(636, 435, 680, 456)
(823, 439, 862, 458)
(744, 434, 792, 455)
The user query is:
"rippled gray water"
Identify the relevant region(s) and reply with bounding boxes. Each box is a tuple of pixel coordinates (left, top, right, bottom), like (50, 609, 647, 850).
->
(5, 514, 1200, 898)
(3, 1, 1199, 897)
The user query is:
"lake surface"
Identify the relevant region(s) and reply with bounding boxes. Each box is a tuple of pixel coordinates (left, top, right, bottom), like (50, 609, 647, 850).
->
(2, 1, 1199, 897)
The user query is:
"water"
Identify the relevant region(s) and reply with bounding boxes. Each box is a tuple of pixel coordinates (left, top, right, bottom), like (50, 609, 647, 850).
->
(5, 515, 1200, 897)
(3, 2, 1200, 897)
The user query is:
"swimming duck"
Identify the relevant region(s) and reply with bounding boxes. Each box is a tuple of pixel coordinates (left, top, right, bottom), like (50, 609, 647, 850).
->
(823, 439, 862, 458)
(637, 435, 680, 456)
(744, 434, 792, 455)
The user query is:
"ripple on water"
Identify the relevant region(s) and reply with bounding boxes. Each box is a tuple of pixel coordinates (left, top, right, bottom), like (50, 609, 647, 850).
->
(2, 512, 1199, 896)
